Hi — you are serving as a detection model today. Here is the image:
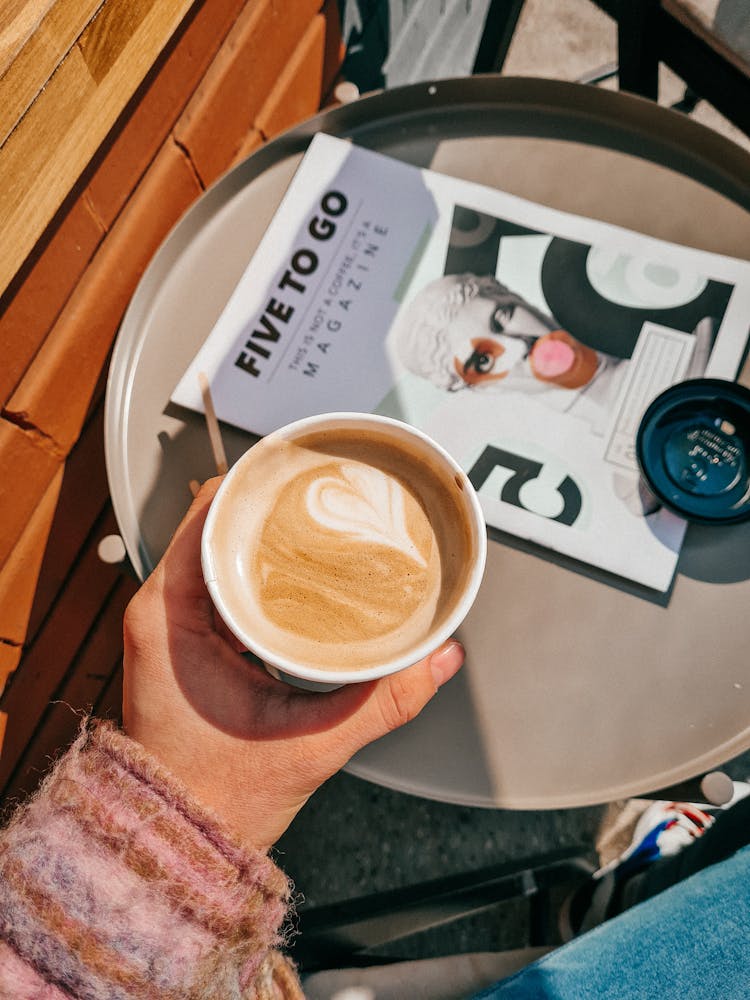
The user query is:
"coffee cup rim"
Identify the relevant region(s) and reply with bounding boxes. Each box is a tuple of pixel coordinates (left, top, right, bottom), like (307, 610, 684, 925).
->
(201, 412, 487, 685)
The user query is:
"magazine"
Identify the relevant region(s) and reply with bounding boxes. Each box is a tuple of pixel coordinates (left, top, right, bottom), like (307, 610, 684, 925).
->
(172, 133, 750, 591)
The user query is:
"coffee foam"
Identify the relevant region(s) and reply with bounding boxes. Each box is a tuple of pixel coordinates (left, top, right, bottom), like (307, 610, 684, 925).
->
(208, 427, 475, 671)
(305, 462, 428, 567)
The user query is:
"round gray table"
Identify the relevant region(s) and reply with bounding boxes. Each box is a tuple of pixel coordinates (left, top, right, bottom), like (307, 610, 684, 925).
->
(105, 76, 750, 810)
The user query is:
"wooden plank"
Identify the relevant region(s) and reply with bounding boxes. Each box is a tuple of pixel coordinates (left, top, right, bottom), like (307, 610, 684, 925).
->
(0, 505, 122, 791)
(2, 576, 136, 802)
(0, 416, 62, 568)
(173, 0, 320, 186)
(0, 0, 58, 76)
(26, 400, 111, 642)
(77, 0, 159, 83)
(0, 400, 111, 719)
(0, 192, 104, 408)
(0, 0, 198, 298)
(4, 140, 202, 452)
(255, 14, 326, 140)
(0, 643, 21, 700)
(86, 0, 249, 228)
(0, 0, 105, 146)
(0, 466, 62, 645)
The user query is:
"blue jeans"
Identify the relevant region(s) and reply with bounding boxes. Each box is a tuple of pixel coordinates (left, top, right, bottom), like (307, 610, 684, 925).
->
(473, 843, 750, 999)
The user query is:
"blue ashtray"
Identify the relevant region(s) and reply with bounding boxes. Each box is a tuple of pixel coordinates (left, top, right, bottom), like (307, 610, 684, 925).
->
(636, 378, 750, 524)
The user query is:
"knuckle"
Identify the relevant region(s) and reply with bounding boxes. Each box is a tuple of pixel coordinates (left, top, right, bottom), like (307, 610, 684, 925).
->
(378, 675, 418, 732)
(122, 589, 154, 650)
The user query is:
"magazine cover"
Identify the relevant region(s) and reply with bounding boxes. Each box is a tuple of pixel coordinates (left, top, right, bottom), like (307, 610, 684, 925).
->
(172, 133, 750, 591)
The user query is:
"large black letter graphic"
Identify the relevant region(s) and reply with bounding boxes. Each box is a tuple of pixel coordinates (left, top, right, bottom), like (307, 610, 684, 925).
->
(468, 446, 582, 526)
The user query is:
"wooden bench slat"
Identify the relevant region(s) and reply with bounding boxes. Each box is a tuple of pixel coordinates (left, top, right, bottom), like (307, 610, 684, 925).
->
(0, 0, 198, 297)
(26, 402, 111, 643)
(0, 0, 105, 146)
(2, 576, 136, 803)
(0, 505, 122, 790)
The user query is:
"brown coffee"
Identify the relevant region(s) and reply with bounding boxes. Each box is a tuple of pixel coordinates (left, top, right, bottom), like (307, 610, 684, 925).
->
(208, 426, 476, 672)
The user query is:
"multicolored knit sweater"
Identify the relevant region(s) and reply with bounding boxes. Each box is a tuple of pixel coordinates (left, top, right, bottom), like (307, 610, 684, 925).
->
(0, 721, 304, 999)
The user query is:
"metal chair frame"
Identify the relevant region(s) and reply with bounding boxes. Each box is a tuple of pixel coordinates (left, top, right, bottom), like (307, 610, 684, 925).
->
(591, 0, 750, 136)
(293, 846, 596, 972)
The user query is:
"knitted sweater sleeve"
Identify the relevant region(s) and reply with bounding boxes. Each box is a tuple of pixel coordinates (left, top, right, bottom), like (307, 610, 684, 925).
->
(0, 720, 305, 1000)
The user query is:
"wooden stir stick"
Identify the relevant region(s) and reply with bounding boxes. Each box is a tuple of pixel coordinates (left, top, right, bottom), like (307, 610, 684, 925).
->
(190, 372, 229, 496)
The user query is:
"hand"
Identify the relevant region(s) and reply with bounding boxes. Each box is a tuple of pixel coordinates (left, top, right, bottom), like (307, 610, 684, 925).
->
(122, 478, 464, 852)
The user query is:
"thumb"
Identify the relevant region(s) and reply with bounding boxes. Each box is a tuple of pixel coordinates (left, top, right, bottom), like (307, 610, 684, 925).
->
(339, 640, 465, 754)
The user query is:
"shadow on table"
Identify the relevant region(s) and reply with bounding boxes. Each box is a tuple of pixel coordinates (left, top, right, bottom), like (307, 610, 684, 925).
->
(347, 662, 498, 807)
(676, 519, 750, 585)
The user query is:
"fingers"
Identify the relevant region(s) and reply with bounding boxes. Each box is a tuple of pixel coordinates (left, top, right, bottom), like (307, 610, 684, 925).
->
(428, 640, 466, 687)
(362, 640, 464, 741)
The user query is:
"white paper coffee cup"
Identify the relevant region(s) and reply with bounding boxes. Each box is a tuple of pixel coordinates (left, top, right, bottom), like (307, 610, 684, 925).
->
(202, 412, 487, 685)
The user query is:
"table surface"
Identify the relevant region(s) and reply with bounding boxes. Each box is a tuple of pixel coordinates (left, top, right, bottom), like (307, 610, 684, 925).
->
(106, 77, 750, 809)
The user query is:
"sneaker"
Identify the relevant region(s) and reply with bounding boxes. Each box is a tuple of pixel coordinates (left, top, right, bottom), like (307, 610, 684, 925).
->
(559, 800, 715, 941)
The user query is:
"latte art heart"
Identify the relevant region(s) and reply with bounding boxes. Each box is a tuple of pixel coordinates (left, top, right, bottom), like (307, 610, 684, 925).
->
(252, 453, 439, 647)
(208, 426, 474, 669)
(306, 463, 428, 566)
